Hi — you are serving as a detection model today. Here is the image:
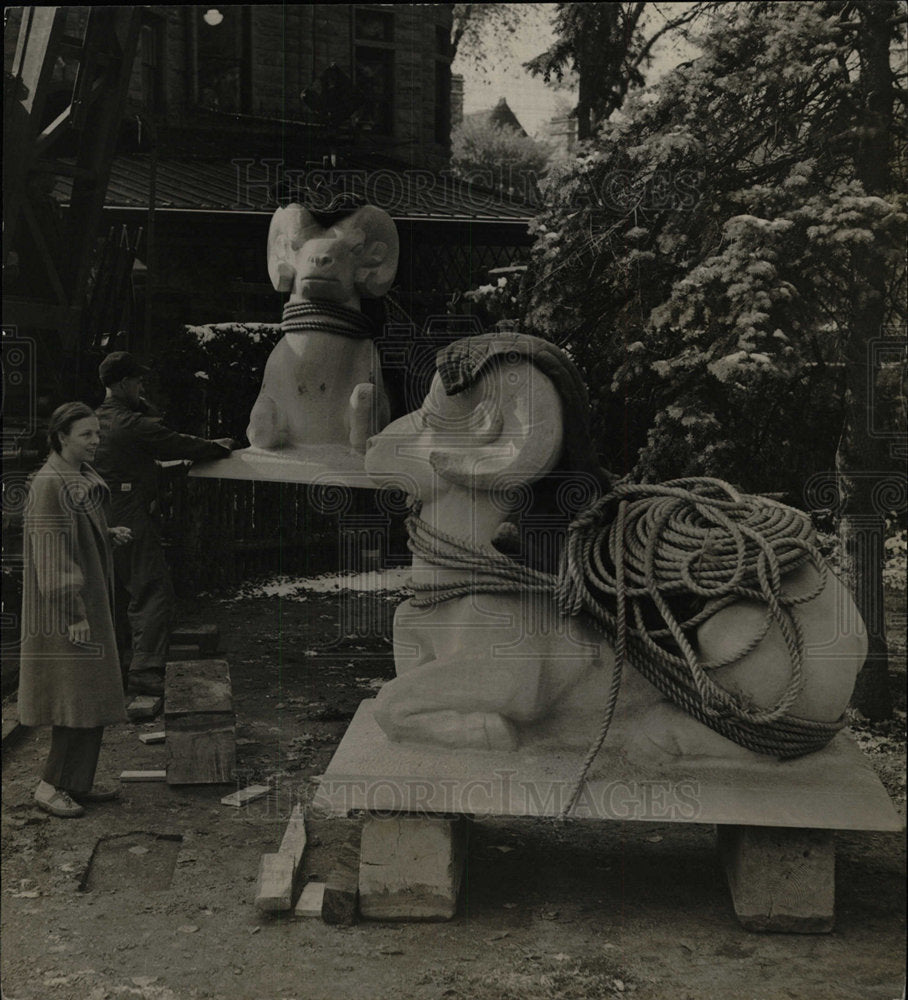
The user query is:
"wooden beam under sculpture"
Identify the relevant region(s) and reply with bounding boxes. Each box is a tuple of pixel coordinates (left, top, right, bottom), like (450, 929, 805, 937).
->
(190, 203, 398, 486)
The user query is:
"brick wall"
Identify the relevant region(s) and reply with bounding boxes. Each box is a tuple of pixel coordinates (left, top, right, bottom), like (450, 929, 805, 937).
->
(162, 4, 451, 167)
(5, 5, 453, 167)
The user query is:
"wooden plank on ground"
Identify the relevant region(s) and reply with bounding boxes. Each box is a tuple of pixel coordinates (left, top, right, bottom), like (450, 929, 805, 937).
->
(255, 803, 309, 913)
(165, 713, 236, 784)
(138, 731, 166, 745)
(295, 882, 325, 918)
(120, 770, 167, 782)
(255, 854, 295, 911)
(278, 803, 308, 864)
(221, 784, 270, 808)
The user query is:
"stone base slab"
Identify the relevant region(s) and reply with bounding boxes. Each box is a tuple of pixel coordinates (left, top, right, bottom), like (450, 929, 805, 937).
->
(188, 445, 374, 487)
(312, 701, 902, 832)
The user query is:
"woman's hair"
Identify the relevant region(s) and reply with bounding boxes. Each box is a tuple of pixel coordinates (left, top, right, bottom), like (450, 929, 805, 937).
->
(47, 401, 95, 453)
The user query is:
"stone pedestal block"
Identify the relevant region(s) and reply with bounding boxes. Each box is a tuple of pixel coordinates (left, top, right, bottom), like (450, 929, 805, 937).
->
(359, 815, 468, 921)
(717, 825, 835, 933)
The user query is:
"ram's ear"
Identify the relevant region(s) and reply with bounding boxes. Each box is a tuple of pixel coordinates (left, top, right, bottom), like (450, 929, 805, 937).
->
(428, 361, 563, 490)
(340, 206, 399, 297)
(267, 204, 322, 291)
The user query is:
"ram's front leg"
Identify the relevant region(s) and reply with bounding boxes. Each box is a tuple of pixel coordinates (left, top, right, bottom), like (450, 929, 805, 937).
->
(247, 391, 285, 449)
(374, 656, 521, 749)
(349, 382, 390, 453)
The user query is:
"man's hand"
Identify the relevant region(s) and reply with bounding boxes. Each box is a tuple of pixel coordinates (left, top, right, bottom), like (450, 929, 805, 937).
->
(68, 619, 91, 644)
(212, 437, 238, 452)
(108, 526, 133, 547)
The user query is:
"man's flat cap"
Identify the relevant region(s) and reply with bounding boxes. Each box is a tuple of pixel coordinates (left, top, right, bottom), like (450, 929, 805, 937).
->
(99, 351, 150, 386)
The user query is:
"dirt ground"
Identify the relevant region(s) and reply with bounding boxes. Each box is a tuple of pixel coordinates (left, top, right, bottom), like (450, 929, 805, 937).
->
(2, 587, 905, 1000)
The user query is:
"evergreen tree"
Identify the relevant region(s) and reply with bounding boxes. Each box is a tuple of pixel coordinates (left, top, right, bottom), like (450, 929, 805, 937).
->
(522, 1, 907, 718)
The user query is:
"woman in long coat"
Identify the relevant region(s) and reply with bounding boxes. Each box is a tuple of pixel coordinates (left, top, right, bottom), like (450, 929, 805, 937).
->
(18, 402, 131, 818)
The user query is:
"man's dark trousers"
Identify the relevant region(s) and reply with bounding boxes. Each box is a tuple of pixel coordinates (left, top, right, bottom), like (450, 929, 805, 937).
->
(111, 493, 174, 694)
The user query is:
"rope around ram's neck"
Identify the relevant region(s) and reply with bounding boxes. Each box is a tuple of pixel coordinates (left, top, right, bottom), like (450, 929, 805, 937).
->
(405, 477, 843, 818)
(282, 300, 375, 339)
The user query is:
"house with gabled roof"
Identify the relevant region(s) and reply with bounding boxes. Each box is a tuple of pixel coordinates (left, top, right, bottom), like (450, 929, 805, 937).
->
(462, 96, 529, 137)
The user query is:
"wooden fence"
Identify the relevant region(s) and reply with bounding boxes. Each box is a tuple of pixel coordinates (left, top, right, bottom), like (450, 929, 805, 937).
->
(161, 467, 410, 595)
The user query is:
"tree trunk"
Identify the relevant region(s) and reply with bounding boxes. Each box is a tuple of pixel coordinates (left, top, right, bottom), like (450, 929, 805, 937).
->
(836, 255, 894, 722)
(836, 0, 897, 721)
(839, 509, 893, 720)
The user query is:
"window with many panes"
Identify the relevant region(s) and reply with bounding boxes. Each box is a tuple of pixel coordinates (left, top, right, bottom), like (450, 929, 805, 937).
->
(136, 19, 164, 112)
(193, 6, 251, 113)
(354, 6, 395, 135)
(51, 7, 90, 86)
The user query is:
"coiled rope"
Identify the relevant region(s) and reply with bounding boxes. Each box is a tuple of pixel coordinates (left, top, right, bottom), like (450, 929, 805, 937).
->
(405, 477, 844, 817)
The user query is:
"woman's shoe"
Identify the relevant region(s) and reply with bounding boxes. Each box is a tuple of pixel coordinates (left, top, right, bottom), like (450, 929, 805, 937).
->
(71, 785, 121, 804)
(34, 781, 84, 818)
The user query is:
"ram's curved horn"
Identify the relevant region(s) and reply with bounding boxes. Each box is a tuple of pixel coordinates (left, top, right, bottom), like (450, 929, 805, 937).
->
(428, 363, 563, 490)
(266, 204, 322, 291)
(341, 206, 399, 297)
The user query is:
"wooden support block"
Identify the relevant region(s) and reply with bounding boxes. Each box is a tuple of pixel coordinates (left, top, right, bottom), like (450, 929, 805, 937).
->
(255, 853, 296, 911)
(165, 660, 235, 785)
(717, 825, 835, 933)
(165, 715, 236, 784)
(167, 645, 201, 662)
(126, 696, 163, 721)
(295, 881, 325, 918)
(321, 823, 362, 926)
(138, 731, 166, 745)
(120, 770, 167, 782)
(165, 659, 232, 714)
(359, 815, 468, 921)
(171, 624, 219, 655)
(220, 784, 271, 807)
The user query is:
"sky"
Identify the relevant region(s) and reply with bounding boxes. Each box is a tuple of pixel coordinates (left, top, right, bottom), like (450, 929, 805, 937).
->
(453, 5, 565, 137)
(452, 3, 700, 138)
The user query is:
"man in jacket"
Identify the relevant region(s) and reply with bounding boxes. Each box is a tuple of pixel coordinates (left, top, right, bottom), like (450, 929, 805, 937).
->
(94, 352, 234, 697)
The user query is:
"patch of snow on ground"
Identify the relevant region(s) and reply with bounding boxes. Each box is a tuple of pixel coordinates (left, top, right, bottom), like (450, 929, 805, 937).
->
(234, 568, 411, 600)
